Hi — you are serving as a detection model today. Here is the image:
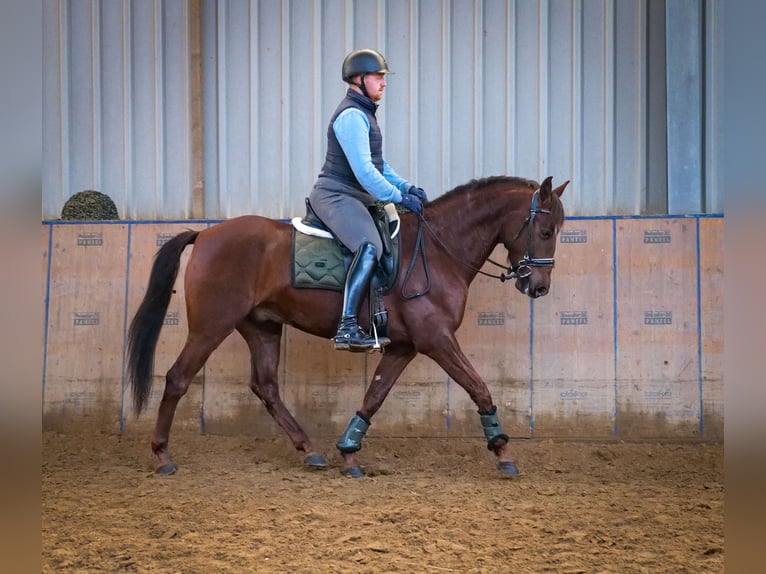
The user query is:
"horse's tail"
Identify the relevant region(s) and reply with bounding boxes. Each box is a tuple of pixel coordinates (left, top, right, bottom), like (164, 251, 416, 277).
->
(127, 229, 199, 414)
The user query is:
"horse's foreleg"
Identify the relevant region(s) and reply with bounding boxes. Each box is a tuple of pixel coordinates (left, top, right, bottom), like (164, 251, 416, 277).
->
(240, 321, 327, 469)
(424, 335, 520, 477)
(152, 333, 223, 474)
(337, 345, 416, 477)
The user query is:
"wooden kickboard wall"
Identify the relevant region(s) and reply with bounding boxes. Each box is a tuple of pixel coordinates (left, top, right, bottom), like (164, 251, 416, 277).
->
(42, 216, 724, 440)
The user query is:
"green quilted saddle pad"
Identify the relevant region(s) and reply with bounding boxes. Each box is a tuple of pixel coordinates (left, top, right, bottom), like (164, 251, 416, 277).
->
(292, 230, 346, 291)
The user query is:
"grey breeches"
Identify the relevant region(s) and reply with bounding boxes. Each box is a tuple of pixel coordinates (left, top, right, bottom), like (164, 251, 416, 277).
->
(308, 187, 383, 259)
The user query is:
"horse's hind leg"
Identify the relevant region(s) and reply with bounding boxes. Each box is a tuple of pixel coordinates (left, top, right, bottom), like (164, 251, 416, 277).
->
(238, 319, 328, 469)
(152, 332, 227, 474)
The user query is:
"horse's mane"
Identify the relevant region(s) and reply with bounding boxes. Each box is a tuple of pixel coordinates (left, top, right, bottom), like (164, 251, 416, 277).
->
(429, 175, 564, 226)
(432, 176, 538, 205)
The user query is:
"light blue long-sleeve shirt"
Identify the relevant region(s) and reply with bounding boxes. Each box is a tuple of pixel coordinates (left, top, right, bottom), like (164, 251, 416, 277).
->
(332, 108, 411, 203)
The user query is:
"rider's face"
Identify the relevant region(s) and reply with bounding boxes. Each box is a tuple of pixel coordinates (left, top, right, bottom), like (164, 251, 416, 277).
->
(360, 73, 387, 101)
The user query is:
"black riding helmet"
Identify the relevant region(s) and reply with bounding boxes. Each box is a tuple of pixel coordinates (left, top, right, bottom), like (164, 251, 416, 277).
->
(341, 49, 392, 99)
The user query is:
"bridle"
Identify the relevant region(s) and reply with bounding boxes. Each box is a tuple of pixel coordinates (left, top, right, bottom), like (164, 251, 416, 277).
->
(401, 189, 555, 298)
(504, 189, 556, 279)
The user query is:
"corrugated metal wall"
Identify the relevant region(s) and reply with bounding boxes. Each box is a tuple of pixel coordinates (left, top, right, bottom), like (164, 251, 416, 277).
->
(43, 0, 195, 220)
(43, 0, 723, 220)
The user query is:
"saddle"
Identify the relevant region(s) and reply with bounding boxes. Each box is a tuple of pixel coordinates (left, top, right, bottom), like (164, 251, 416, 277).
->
(291, 199, 402, 338)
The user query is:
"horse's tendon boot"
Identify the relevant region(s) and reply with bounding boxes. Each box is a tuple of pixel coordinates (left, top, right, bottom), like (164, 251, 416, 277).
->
(478, 405, 510, 450)
(336, 412, 370, 453)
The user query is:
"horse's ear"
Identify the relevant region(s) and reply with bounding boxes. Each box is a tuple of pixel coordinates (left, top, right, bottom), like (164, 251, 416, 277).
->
(539, 176, 568, 204)
(552, 180, 569, 198)
(539, 176, 554, 201)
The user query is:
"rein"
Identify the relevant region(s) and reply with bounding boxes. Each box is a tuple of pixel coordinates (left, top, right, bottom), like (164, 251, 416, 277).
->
(400, 190, 554, 298)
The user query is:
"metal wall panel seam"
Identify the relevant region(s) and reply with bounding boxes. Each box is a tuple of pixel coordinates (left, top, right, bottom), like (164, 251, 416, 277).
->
(602, 0, 615, 212)
(665, 0, 703, 213)
(42, 224, 54, 412)
(42, 0, 60, 216)
(611, 217, 618, 435)
(633, 0, 648, 213)
(695, 217, 704, 436)
(200, 221, 215, 434)
(216, 0, 228, 217)
(59, 0, 70, 207)
(68, 2, 93, 197)
(343, 0, 353, 53)
(570, 0, 582, 213)
(409, 0, 419, 181)
(506, 0, 517, 175)
(529, 294, 535, 437)
(376, 0, 386, 59)
(705, 0, 720, 212)
(91, 0, 102, 190)
(66, 0, 90, 207)
(341, 0, 354, 212)
(199, 383, 206, 434)
(190, 1, 205, 219)
(154, 1, 165, 217)
(538, 0, 549, 181)
(202, 0, 218, 217)
(372, 0, 386, 139)
(122, 0, 133, 219)
(119, 222, 133, 434)
(312, 0, 323, 186)
(441, 2, 451, 192)
(249, 0, 259, 214)
(281, 0, 291, 217)
(165, 1, 193, 219)
(645, 0, 668, 214)
(474, 0, 483, 178)
(185, 2, 194, 217)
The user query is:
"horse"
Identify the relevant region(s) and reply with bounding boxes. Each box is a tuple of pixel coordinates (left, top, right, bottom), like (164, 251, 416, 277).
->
(126, 175, 568, 478)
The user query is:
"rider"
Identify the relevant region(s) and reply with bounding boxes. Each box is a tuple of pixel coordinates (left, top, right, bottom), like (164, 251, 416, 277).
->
(309, 48, 428, 352)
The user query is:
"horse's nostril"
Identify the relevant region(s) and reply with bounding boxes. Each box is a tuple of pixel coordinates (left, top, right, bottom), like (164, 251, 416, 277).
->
(535, 286, 548, 298)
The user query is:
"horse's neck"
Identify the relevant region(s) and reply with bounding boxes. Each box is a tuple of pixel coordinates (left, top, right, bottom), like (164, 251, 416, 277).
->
(428, 191, 517, 272)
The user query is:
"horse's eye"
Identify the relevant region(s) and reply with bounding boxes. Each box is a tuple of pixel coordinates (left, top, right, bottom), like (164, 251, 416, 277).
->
(540, 229, 553, 240)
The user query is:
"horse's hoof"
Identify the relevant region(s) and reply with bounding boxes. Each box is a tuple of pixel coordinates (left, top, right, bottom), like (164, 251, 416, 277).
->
(304, 453, 329, 469)
(497, 460, 520, 477)
(341, 466, 365, 478)
(155, 463, 177, 475)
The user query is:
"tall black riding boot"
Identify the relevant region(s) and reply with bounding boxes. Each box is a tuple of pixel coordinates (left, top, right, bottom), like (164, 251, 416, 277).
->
(334, 242, 391, 352)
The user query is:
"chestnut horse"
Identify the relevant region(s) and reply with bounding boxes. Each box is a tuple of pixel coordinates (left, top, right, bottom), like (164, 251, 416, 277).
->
(127, 175, 567, 477)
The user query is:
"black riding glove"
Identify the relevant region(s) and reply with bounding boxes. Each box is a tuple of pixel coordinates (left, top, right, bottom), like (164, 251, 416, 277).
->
(400, 193, 423, 214)
(408, 185, 428, 202)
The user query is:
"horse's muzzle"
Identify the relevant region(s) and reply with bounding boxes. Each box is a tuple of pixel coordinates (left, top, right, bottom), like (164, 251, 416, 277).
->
(515, 275, 549, 298)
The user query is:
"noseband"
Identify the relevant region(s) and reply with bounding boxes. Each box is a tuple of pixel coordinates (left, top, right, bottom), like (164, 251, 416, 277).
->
(401, 189, 555, 298)
(505, 189, 555, 280)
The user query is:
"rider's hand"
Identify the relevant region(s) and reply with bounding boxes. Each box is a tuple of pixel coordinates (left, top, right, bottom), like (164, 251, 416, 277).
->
(400, 193, 423, 214)
(408, 185, 428, 202)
